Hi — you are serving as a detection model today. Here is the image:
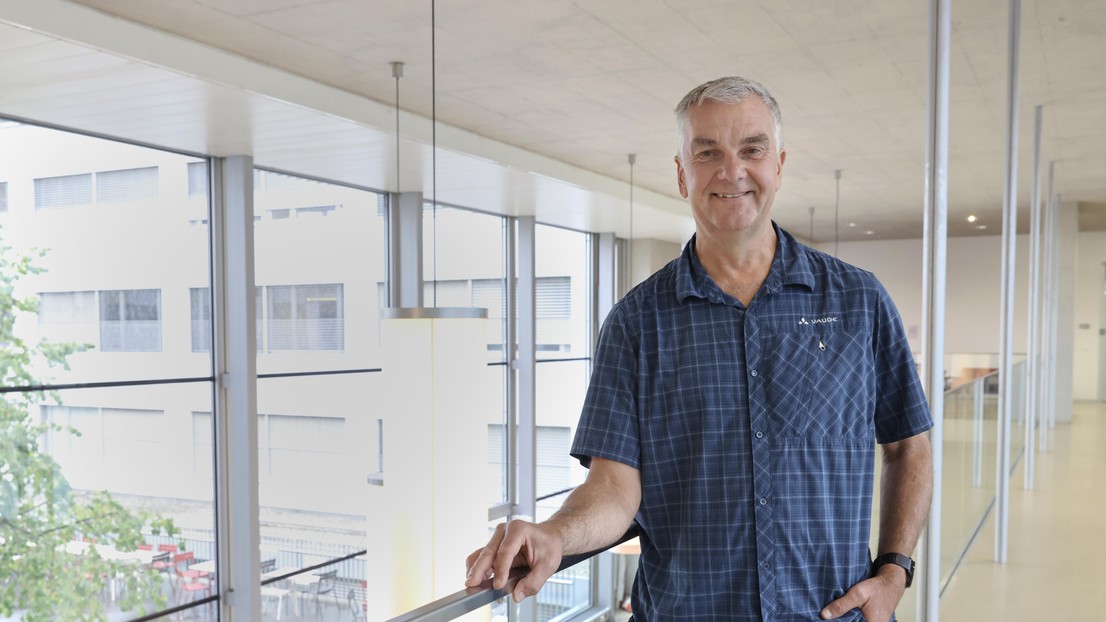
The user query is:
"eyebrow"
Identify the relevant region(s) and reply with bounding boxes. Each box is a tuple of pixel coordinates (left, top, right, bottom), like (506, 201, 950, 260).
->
(690, 132, 770, 148)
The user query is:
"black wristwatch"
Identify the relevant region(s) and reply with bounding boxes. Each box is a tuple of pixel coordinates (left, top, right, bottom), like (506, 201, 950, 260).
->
(871, 552, 915, 588)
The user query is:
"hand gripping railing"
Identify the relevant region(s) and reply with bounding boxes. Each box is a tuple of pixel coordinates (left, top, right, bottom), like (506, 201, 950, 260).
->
(385, 523, 641, 622)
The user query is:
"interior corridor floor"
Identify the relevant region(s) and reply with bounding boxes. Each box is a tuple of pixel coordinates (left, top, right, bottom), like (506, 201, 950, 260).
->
(938, 399, 1106, 620)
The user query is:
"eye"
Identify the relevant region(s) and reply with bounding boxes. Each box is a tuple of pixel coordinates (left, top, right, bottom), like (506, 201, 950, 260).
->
(743, 147, 767, 158)
(695, 149, 717, 159)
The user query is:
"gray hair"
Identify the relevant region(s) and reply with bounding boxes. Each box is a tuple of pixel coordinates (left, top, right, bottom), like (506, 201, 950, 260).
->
(674, 76, 783, 157)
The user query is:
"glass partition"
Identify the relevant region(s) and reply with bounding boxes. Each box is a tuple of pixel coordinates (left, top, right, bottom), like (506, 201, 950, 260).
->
(0, 121, 215, 621)
(532, 224, 594, 621)
(250, 169, 386, 614)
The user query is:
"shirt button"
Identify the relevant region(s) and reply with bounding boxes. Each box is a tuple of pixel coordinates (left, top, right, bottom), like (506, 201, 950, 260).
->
(759, 498, 767, 506)
(755, 431, 764, 439)
(750, 369, 758, 377)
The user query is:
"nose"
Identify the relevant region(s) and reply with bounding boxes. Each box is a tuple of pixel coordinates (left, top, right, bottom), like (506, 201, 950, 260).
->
(717, 150, 746, 181)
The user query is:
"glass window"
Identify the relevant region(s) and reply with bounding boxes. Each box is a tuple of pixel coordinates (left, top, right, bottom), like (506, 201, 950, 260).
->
(38, 291, 99, 346)
(534, 224, 593, 519)
(100, 288, 162, 352)
(535, 225, 592, 361)
(187, 161, 208, 198)
(34, 172, 92, 209)
(253, 168, 385, 372)
(1, 121, 215, 620)
(190, 287, 211, 352)
(256, 374, 376, 589)
(265, 283, 344, 351)
(537, 276, 572, 352)
(96, 166, 159, 203)
(252, 169, 385, 599)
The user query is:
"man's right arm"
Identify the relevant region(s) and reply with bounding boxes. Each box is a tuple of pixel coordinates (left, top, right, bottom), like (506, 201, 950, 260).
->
(464, 457, 641, 603)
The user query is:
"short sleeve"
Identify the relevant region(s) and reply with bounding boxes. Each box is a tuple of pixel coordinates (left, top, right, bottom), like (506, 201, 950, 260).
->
(871, 281, 933, 443)
(570, 303, 641, 470)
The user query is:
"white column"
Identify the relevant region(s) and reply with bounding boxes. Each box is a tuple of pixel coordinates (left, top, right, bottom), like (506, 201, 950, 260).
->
(918, 0, 950, 618)
(212, 155, 262, 621)
(1025, 105, 1043, 489)
(1040, 163, 1055, 450)
(995, 0, 1021, 565)
(514, 216, 538, 622)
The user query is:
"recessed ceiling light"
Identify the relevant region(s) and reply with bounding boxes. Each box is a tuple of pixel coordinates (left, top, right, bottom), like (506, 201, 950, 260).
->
(864, 230, 875, 235)
(967, 215, 977, 223)
(848, 222, 856, 227)
(976, 224, 987, 230)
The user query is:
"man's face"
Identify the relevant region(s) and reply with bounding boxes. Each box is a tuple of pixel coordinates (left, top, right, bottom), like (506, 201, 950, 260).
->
(675, 98, 786, 239)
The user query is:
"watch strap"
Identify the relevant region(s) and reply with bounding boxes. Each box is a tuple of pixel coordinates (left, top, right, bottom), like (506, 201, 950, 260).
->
(871, 552, 915, 588)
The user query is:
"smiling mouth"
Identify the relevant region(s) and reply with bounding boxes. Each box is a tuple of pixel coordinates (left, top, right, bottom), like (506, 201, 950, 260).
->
(714, 191, 752, 199)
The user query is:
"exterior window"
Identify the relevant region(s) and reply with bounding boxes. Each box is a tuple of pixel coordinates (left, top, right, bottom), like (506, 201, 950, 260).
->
(536, 276, 571, 352)
(265, 414, 345, 486)
(187, 161, 208, 198)
(100, 289, 162, 352)
(0, 181, 8, 213)
(102, 408, 165, 475)
(266, 283, 344, 351)
(367, 419, 384, 486)
(96, 166, 159, 203)
(192, 412, 213, 479)
(38, 291, 98, 345)
(190, 287, 211, 352)
(34, 173, 92, 209)
(536, 426, 572, 498)
(473, 278, 507, 350)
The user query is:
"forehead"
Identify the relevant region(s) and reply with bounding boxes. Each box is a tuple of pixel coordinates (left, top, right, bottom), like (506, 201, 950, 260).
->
(683, 98, 776, 146)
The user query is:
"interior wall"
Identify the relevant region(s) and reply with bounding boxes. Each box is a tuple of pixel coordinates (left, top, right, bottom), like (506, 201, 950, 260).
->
(630, 237, 682, 287)
(1072, 230, 1106, 401)
(821, 234, 1031, 358)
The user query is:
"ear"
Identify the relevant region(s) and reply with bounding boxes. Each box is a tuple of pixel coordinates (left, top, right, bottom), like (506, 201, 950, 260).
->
(675, 154, 689, 198)
(775, 150, 787, 189)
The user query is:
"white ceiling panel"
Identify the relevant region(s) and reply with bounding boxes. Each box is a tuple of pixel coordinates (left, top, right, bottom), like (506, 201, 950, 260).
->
(1, 0, 1103, 245)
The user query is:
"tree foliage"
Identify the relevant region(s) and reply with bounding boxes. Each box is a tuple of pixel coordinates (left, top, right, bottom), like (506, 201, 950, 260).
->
(0, 231, 178, 621)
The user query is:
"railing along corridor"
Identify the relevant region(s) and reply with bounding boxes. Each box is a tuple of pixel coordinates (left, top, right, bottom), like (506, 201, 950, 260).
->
(385, 525, 640, 622)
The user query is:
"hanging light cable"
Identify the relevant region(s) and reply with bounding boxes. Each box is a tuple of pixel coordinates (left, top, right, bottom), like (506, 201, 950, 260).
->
(834, 169, 842, 257)
(628, 153, 636, 286)
(391, 61, 403, 193)
(430, 0, 438, 307)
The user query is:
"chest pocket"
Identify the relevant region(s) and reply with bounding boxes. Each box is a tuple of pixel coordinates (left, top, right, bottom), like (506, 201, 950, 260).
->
(760, 329, 874, 439)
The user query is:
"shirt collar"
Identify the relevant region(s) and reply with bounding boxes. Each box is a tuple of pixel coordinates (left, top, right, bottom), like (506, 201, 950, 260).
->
(675, 222, 816, 303)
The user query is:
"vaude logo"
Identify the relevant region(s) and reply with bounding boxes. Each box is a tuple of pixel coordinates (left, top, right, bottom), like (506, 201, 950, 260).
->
(798, 316, 838, 325)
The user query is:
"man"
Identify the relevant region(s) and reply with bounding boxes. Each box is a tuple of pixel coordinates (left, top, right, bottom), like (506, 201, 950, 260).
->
(465, 76, 933, 622)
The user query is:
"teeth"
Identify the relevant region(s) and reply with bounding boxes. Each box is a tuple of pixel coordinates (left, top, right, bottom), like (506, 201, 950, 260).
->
(717, 193, 745, 198)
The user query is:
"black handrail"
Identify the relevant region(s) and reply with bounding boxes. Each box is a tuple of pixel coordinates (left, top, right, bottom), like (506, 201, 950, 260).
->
(385, 523, 641, 622)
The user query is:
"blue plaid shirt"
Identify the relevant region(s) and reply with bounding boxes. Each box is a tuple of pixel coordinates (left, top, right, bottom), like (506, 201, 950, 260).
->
(571, 224, 932, 622)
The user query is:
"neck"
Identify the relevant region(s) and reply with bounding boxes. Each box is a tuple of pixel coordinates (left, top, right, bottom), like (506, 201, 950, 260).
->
(695, 225, 777, 306)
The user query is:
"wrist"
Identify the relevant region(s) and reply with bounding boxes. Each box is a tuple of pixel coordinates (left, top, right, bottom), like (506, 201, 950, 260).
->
(871, 552, 915, 588)
(874, 561, 908, 588)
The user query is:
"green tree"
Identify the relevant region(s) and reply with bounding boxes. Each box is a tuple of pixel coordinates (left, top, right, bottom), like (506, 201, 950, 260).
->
(0, 231, 178, 621)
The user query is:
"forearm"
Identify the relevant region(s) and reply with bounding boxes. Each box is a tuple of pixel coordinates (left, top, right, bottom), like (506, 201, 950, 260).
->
(877, 433, 933, 557)
(543, 458, 640, 556)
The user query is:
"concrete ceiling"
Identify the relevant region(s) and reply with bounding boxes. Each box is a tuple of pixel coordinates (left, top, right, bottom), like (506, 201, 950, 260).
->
(2, 0, 1105, 244)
